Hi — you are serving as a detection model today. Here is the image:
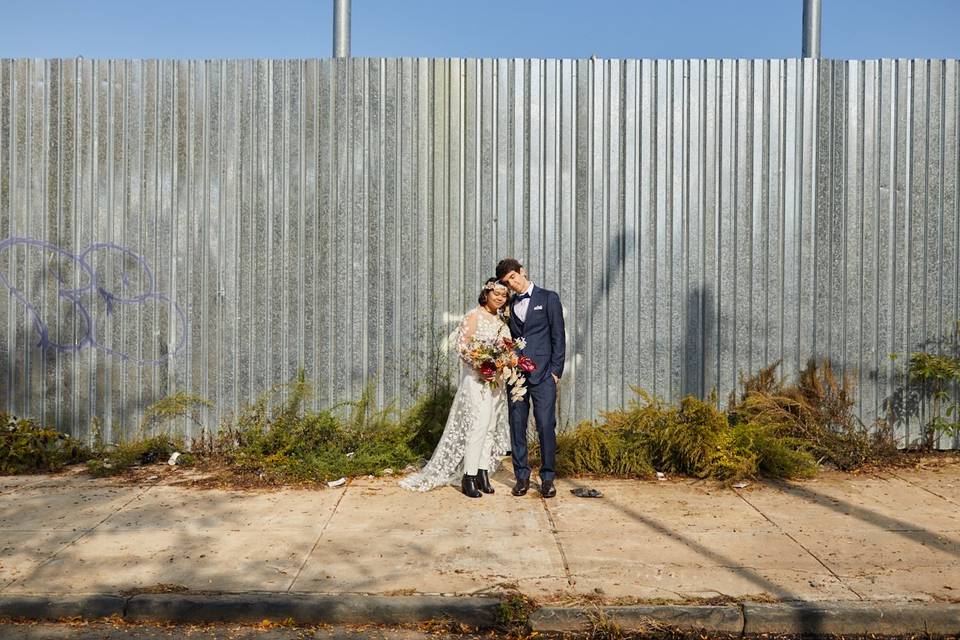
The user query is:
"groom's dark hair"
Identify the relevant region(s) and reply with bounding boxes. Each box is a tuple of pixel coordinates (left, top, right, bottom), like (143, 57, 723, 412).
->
(495, 258, 523, 281)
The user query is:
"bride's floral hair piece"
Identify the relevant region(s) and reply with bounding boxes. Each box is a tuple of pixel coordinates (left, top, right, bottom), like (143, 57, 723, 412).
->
(478, 277, 509, 307)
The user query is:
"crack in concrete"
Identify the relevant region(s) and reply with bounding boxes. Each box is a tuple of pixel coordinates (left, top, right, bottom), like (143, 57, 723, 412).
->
(0, 478, 47, 497)
(733, 488, 865, 601)
(540, 498, 575, 587)
(286, 483, 350, 592)
(467, 574, 568, 596)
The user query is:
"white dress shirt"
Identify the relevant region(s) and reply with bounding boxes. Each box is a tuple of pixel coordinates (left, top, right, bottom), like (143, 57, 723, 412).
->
(514, 282, 535, 323)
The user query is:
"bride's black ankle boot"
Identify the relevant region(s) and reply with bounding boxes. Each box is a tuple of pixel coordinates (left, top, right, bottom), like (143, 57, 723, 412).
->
(477, 469, 495, 494)
(461, 474, 482, 498)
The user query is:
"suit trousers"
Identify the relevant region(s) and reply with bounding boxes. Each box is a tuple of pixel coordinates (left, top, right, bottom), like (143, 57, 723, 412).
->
(508, 376, 557, 482)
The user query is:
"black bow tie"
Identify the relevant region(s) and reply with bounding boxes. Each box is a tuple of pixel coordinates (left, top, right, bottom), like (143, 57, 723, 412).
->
(516, 292, 531, 301)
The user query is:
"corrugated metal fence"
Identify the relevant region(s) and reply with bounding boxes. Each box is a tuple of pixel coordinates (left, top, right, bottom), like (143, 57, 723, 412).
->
(1, 58, 958, 446)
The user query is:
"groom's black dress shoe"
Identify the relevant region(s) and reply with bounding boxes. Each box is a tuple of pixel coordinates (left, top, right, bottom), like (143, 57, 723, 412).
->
(512, 478, 530, 496)
(477, 469, 495, 494)
(540, 480, 557, 498)
(461, 474, 482, 498)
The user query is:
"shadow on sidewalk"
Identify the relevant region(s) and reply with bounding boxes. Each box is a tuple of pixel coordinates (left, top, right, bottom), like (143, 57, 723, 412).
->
(768, 480, 960, 558)
(562, 478, 832, 636)
(0, 480, 435, 597)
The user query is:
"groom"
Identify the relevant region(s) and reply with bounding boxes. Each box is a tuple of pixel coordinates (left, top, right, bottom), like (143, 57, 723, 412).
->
(496, 258, 565, 498)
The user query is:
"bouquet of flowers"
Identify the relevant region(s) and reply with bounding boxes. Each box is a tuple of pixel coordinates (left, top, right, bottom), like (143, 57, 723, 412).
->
(462, 335, 536, 402)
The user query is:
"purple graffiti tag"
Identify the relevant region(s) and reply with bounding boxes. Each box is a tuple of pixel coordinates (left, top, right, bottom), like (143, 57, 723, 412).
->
(0, 237, 188, 365)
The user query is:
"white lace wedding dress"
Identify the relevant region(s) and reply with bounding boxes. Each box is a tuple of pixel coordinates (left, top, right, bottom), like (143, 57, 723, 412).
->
(399, 308, 511, 492)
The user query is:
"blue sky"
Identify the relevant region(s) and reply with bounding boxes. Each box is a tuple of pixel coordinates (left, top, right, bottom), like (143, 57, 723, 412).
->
(1, 0, 958, 60)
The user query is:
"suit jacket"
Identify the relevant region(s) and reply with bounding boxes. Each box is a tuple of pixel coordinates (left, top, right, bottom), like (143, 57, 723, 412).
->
(507, 285, 565, 386)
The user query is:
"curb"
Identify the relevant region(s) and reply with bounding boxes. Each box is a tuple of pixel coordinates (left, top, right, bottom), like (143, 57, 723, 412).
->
(0, 593, 500, 628)
(0, 595, 126, 620)
(530, 605, 743, 633)
(124, 593, 500, 626)
(742, 602, 960, 636)
(0, 594, 957, 635)
(529, 602, 960, 636)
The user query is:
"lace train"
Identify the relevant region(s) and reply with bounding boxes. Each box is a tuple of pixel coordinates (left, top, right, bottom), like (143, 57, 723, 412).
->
(400, 308, 511, 492)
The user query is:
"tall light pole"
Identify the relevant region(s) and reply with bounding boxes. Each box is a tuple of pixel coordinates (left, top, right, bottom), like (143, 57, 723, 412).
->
(802, 0, 822, 58)
(333, 0, 351, 58)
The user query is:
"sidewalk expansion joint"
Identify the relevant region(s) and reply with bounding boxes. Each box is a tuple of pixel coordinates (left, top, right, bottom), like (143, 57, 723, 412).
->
(121, 593, 134, 618)
(733, 488, 865, 601)
(736, 600, 747, 635)
(540, 498, 574, 587)
(884, 471, 960, 506)
(287, 482, 350, 592)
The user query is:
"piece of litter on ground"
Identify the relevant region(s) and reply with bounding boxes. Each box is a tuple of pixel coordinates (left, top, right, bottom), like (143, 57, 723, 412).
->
(655, 471, 666, 480)
(732, 481, 750, 489)
(570, 487, 603, 498)
(327, 477, 347, 488)
(382, 468, 394, 475)
(345, 452, 355, 458)
(146, 475, 159, 481)
(167, 452, 181, 465)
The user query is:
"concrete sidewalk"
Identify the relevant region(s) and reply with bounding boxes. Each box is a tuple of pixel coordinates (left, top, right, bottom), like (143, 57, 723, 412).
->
(2, 459, 958, 601)
(0, 458, 958, 631)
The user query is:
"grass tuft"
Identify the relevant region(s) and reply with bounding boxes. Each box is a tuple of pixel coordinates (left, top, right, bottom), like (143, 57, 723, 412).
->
(87, 435, 184, 477)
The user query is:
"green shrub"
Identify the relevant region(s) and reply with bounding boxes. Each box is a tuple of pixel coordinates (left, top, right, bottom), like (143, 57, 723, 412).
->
(554, 387, 818, 483)
(730, 421, 818, 479)
(403, 382, 457, 458)
(204, 372, 441, 484)
(729, 359, 898, 470)
(10, 356, 897, 485)
(0, 413, 89, 474)
(648, 395, 732, 477)
(138, 392, 212, 437)
(87, 435, 182, 477)
(555, 421, 655, 478)
(906, 346, 960, 446)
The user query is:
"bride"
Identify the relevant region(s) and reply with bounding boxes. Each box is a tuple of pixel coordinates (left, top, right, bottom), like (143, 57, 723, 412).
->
(400, 278, 511, 497)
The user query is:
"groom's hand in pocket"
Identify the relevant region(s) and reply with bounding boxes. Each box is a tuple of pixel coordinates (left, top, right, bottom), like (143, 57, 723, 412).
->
(552, 373, 559, 385)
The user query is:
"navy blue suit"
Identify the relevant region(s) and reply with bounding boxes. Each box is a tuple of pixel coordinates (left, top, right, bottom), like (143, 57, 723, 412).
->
(506, 285, 565, 482)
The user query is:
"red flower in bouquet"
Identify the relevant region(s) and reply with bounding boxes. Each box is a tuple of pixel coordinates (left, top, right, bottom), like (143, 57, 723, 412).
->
(459, 333, 532, 402)
(479, 360, 498, 381)
(518, 355, 536, 374)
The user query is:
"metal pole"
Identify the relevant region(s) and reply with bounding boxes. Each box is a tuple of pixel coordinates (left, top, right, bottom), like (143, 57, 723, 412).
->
(802, 0, 822, 58)
(333, 0, 351, 58)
